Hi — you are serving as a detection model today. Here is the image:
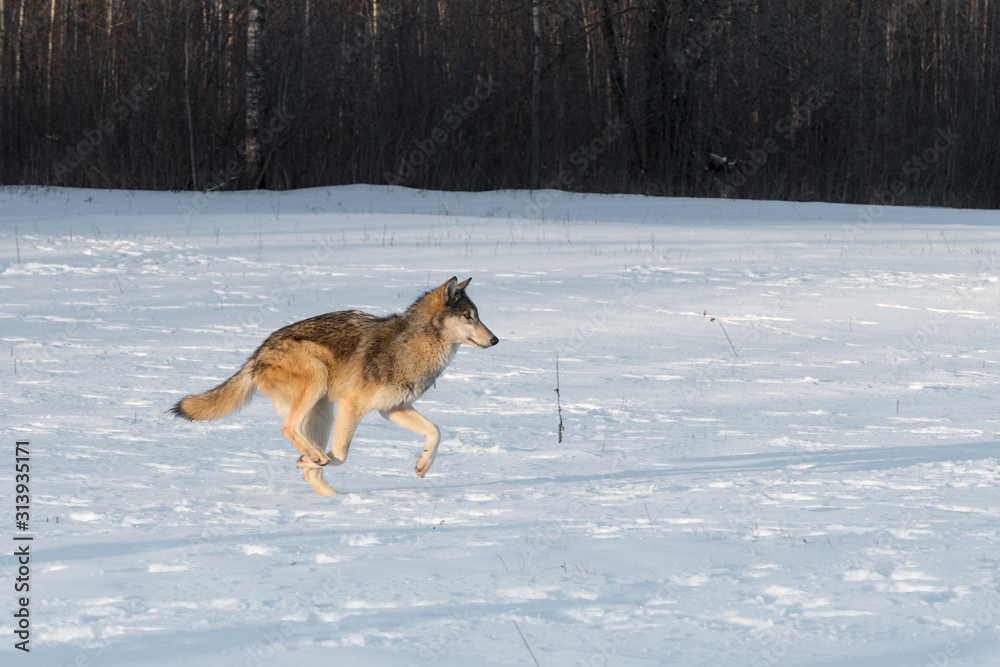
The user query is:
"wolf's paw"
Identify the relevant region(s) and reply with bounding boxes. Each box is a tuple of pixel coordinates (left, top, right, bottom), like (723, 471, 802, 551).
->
(415, 446, 436, 478)
(302, 467, 339, 495)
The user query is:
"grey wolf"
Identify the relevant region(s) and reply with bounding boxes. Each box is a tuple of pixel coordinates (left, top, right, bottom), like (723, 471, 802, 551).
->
(171, 277, 498, 495)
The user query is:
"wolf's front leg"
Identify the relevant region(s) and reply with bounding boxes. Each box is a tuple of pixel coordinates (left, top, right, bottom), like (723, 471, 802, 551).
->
(380, 407, 441, 477)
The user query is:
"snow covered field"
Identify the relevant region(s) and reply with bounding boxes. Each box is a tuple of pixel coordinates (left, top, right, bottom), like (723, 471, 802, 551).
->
(2, 185, 1000, 666)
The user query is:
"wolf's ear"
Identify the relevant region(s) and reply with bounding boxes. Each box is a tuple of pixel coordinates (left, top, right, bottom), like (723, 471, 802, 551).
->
(441, 276, 459, 302)
(456, 277, 472, 292)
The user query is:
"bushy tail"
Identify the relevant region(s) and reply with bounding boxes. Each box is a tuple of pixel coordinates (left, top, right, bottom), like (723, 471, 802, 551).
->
(170, 364, 255, 421)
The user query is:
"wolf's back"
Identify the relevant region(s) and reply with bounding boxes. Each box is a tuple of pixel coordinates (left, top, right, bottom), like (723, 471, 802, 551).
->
(171, 364, 255, 421)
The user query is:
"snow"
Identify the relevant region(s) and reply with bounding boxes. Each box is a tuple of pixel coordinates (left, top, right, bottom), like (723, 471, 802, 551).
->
(2, 185, 1000, 665)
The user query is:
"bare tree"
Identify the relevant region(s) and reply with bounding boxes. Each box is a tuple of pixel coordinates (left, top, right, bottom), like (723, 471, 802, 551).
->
(530, 0, 542, 189)
(184, 8, 198, 189)
(245, 0, 266, 188)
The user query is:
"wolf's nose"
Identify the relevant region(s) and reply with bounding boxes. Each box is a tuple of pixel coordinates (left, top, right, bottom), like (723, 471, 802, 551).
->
(490, 335, 499, 347)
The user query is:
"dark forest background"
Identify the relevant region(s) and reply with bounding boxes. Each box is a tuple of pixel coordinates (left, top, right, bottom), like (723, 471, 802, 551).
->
(2, 0, 998, 207)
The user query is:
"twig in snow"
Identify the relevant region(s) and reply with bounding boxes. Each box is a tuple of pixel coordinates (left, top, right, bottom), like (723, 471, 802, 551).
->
(940, 230, 953, 255)
(555, 355, 564, 443)
(513, 620, 541, 667)
(643, 501, 656, 535)
(703, 311, 739, 357)
(496, 553, 510, 573)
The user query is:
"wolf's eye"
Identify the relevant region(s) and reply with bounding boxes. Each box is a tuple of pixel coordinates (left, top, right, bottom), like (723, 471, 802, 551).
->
(464, 314, 473, 320)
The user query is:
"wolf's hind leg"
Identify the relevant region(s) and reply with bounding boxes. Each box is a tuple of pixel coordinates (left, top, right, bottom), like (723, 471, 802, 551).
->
(296, 400, 362, 496)
(258, 361, 332, 466)
(295, 397, 334, 469)
(277, 389, 331, 466)
(301, 465, 338, 495)
(380, 406, 441, 478)
(306, 396, 334, 449)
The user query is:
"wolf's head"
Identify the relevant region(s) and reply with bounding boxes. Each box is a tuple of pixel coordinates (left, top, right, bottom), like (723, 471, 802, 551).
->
(425, 276, 499, 349)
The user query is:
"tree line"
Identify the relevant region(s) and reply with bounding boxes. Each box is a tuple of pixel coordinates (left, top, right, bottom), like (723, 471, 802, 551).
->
(2, 0, 998, 208)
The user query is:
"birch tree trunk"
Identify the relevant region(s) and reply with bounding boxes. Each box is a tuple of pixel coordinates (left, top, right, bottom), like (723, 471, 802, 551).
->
(103, 0, 118, 116)
(46, 0, 56, 110)
(304, 0, 312, 48)
(530, 0, 542, 189)
(13, 0, 24, 89)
